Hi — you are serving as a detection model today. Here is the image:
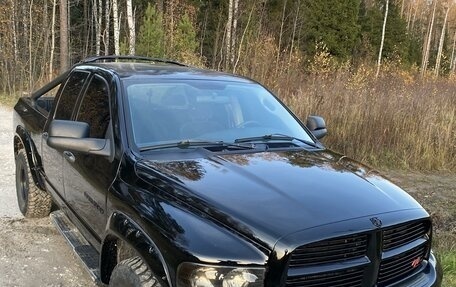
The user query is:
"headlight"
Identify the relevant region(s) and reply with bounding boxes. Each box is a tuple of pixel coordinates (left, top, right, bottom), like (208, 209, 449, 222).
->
(177, 263, 265, 287)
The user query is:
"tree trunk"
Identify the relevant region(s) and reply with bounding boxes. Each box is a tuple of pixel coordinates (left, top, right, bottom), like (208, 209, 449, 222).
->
(277, 0, 287, 73)
(400, 0, 405, 17)
(126, 0, 135, 55)
(29, 0, 34, 91)
(450, 30, 456, 73)
(289, 0, 300, 67)
(50, 0, 57, 79)
(60, 0, 69, 72)
(233, 2, 255, 73)
(104, 0, 111, 55)
(225, 0, 233, 70)
(435, 3, 451, 77)
(11, 0, 18, 62)
(230, 0, 239, 66)
(94, 0, 100, 55)
(376, 0, 389, 78)
(421, 0, 437, 76)
(112, 0, 120, 54)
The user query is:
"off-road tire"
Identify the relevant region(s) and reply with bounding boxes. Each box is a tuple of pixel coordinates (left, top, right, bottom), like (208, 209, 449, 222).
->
(15, 148, 52, 218)
(109, 256, 162, 287)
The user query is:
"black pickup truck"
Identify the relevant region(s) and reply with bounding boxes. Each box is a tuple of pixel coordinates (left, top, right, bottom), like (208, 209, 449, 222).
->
(13, 56, 442, 287)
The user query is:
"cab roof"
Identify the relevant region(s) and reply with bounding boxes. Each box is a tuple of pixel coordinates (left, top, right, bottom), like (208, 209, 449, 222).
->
(74, 56, 253, 83)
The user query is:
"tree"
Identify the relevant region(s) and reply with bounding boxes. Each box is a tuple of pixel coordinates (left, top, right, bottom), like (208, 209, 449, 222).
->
(50, 0, 57, 79)
(435, 1, 452, 77)
(359, 0, 410, 65)
(60, 0, 69, 71)
(376, 0, 389, 77)
(173, 14, 199, 63)
(136, 4, 165, 57)
(112, 0, 120, 55)
(421, 0, 437, 76)
(126, 0, 135, 55)
(301, 0, 361, 60)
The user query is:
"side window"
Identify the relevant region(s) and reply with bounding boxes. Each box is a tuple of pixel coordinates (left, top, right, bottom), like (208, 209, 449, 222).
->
(76, 75, 110, 139)
(55, 71, 90, 120)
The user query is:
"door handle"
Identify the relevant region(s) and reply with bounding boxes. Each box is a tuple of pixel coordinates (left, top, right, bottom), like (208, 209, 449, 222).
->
(63, 151, 76, 163)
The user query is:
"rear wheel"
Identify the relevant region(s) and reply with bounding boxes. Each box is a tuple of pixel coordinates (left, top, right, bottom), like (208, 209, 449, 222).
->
(109, 256, 162, 287)
(15, 149, 52, 218)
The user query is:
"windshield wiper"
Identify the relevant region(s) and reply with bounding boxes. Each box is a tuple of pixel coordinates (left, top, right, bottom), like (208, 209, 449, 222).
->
(234, 134, 320, 148)
(139, 140, 254, 152)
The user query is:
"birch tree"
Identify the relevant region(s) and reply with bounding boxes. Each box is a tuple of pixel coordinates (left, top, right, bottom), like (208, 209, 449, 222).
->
(225, 0, 233, 69)
(93, 0, 101, 55)
(435, 1, 452, 77)
(60, 0, 69, 71)
(50, 0, 56, 79)
(421, 0, 437, 76)
(376, 0, 389, 78)
(104, 0, 111, 55)
(126, 0, 135, 55)
(112, 0, 120, 54)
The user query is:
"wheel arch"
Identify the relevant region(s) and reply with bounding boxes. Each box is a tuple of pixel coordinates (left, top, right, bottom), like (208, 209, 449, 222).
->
(14, 126, 45, 190)
(100, 212, 171, 286)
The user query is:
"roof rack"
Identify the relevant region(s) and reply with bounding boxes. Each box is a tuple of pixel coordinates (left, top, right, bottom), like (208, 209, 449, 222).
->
(79, 55, 187, 67)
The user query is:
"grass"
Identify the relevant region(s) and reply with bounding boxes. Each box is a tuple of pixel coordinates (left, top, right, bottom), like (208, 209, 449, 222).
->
(0, 93, 20, 107)
(282, 68, 455, 172)
(435, 233, 456, 286)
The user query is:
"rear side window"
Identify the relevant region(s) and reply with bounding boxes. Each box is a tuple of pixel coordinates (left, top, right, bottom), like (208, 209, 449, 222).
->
(76, 75, 110, 139)
(55, 71, 89, 120)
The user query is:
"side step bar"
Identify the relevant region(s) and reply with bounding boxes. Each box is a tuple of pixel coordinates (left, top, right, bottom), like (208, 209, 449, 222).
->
(50, 210, 102, 284)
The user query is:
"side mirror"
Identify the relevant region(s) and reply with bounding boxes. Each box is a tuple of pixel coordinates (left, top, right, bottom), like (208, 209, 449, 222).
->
(47, 120, 111, 157)
(306, 116, 327, 139)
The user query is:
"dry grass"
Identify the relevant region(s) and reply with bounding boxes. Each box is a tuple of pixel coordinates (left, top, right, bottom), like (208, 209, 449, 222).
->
(283, 68, 455, 171)
(241, 52, 456, 171)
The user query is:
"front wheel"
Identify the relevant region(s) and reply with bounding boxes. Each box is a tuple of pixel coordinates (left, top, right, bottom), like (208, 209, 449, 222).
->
(15, 149, 52, 218)
(109, 256, 162, 287)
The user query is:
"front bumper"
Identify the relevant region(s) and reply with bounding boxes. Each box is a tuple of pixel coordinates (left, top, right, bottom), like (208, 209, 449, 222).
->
(390, 251, 442, 287)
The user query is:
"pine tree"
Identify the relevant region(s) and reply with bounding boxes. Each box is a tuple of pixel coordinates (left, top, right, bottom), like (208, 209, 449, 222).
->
(301, 0, 361, 60)
(136, 3, 165, 58)
(172, 14, 199, 64)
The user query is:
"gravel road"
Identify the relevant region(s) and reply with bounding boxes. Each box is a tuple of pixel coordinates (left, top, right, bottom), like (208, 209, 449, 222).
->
(0, 106, 96, 287)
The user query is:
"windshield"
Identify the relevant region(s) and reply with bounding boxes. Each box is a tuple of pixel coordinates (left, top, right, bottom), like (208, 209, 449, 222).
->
(123, 79, 314, 149)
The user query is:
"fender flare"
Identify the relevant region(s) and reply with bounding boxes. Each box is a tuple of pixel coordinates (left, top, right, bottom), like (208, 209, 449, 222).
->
(100, 211, 171, 286)
(14, 126, 45, 190)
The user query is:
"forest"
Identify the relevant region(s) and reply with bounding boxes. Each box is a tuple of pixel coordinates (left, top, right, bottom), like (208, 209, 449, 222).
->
(0, 0, 455, 172)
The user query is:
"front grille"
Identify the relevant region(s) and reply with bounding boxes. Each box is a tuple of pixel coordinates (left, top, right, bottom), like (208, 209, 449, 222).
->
(382, 220, 430, 251)
(283, 219, 432, 287)
(289, 234, 368, 267)
(285, 267, 364, 287)
(377, 243, 428, 286)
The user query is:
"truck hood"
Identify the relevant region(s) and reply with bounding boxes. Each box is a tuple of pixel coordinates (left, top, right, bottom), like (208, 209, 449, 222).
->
(136, 149, 423, 247)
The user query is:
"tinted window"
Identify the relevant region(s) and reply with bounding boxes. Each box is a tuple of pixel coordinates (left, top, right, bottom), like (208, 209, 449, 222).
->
(124, 80, 314, 148)
(55, 71, 89, 120)
(76, 75, 110, 139)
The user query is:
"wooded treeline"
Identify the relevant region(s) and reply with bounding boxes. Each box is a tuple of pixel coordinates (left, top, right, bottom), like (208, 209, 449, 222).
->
(1, 0, 456, 93)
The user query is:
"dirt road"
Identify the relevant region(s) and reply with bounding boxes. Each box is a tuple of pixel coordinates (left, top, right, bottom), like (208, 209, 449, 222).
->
(0, 107, 96, 287)
(0, 106, 454, 286)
